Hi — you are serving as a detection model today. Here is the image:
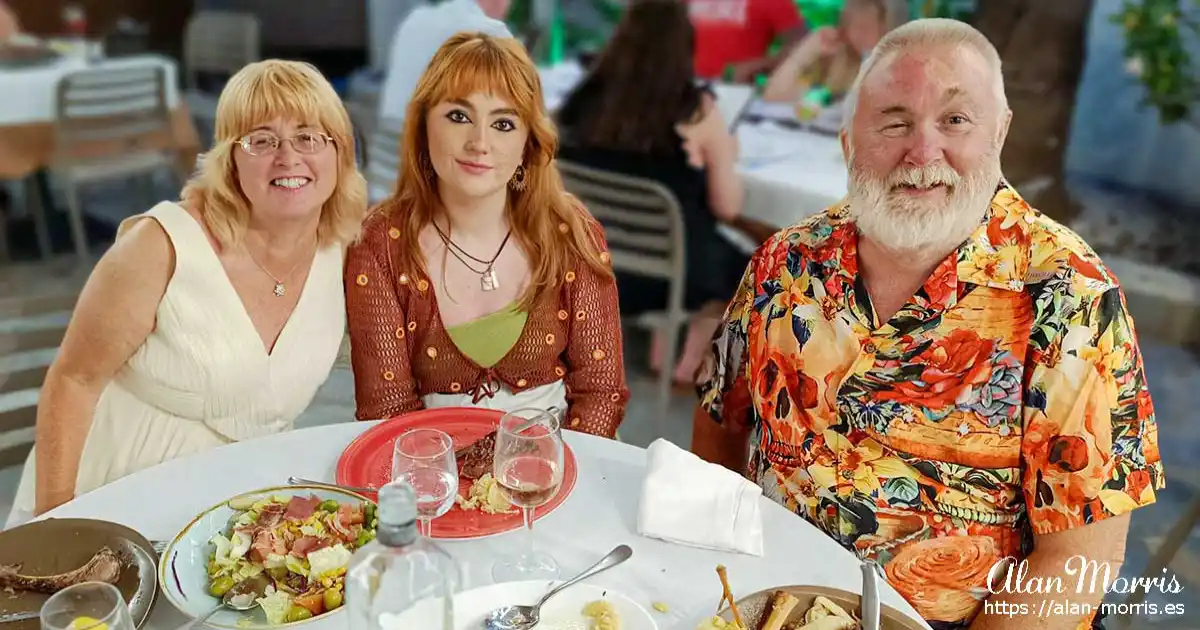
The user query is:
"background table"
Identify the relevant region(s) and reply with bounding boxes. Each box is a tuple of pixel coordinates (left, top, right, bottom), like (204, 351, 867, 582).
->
(0, 53, 199, 179)
(736, 122, 848, 229)
(41, 422, 931, 630)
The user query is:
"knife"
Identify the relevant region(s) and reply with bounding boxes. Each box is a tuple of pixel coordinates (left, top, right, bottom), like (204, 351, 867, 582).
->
(861, 560, 882, 630)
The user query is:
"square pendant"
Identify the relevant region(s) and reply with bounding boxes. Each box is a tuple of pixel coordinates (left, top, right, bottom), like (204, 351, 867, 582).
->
(481, 268, 499, 291)
(273, 283, 286, 297)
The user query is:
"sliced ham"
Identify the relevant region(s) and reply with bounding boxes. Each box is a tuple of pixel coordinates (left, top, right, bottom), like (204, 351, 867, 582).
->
(290, 536, 331, 558)
(284, 495, 322, 521)
(257, 503, 286, 528)
(249, 529, 279, 563)
(337, 504, 364, 527)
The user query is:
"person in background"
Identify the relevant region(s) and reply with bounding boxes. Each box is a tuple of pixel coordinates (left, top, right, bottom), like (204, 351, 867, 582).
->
(693, 18, 1164, 630)
(0, 1, 19, 42)
(346, 33, 629, 439)
(9, 60, 367, 524)
(762, 0, 905, 105)
(557, 0, 746, 389)
(688, 0, 807, 82)
(378, 0, 513, 126)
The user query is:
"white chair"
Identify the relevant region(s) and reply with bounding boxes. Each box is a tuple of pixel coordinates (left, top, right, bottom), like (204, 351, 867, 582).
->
(182, 10, 261, 139)
(183, 11, 261, 90)
(52, 65, 183, 260)
(558, 159, 688, 435)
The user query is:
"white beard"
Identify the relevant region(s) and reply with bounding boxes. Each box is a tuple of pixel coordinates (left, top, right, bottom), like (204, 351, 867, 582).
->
(846, 149, 1001, 260)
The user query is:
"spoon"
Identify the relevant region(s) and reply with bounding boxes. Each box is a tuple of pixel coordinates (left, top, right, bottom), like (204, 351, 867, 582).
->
(179, 575, 269, 630)
(860, 560, 882, 630)
(287, 476, 377, 494)
(483, 545, 633, 630)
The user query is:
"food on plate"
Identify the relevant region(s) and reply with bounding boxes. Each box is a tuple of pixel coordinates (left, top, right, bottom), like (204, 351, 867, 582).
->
(697, 566, 862, 630)
(582, 600, 619, 630)
(761, 591, 800, 630)
(652, 601, 670, 613)
(0, 546, 123, 594)
(454, 473, 516, 514)
(206, 494, 378, 625)
(455, 431, 496, 480)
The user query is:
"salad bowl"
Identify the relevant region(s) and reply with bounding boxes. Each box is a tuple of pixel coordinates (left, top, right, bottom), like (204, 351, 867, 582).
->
(157, 484, 376, 629)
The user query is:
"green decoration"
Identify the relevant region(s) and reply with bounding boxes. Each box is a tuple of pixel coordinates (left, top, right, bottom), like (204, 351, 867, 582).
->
(1113, 0, 1200, 127)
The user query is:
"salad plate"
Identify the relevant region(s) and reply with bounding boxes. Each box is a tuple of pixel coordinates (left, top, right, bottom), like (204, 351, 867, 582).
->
(157, 485, 376, 628)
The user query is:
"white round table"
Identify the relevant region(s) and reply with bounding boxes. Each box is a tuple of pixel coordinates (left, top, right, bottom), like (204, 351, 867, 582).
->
(42, 423, 931, 630)
(736, 123, 848, 230)
(0, 53, 181, 126)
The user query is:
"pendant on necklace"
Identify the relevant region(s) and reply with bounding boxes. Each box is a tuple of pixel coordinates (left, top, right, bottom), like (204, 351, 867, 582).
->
(481, 267, 499, 292)
(273, 282, 286, 297)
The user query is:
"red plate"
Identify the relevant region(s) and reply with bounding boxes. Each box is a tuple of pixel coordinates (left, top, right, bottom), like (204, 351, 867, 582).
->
(336, 407, 578, 540)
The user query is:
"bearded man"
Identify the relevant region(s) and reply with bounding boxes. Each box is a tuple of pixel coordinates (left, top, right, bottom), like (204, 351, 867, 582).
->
(693, 18, 1164, 630)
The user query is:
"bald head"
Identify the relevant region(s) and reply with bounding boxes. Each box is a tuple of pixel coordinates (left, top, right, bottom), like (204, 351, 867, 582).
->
(843, 18, 1007, 131)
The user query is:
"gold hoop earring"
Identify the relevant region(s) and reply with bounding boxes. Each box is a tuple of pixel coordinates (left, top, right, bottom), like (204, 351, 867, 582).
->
(509, 164, 527, 191)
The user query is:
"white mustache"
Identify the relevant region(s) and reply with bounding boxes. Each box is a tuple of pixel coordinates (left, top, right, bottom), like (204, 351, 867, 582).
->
(888, 164, 961, 189)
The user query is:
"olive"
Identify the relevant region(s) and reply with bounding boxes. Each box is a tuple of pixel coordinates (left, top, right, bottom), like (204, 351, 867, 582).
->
(318, 499, 340, 512)
(323, 588, 344, 610)
(285, 606, 313, 623)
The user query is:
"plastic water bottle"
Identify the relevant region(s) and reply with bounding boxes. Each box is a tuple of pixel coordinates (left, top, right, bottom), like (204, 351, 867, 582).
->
(346, 482, 462, 630)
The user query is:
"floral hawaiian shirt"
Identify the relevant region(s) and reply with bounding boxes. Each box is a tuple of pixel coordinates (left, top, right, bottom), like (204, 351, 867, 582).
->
(697, 182, 1165, 629)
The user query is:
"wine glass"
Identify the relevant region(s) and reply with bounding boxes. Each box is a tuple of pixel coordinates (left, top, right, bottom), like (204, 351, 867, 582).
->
(490, 407, 565, 582)
(392, 428, 459, 537)
(40, 582, 134, 630)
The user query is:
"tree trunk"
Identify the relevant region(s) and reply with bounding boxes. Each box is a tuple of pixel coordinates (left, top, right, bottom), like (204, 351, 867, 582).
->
(972, 0, 1094, 224)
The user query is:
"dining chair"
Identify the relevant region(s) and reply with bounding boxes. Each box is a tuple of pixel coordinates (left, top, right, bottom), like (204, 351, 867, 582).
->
(0, 290, 77, 469)
(182, 10, 261, 138)
(365, 120, 403, 204)
(557, 159, 688, 436)
(182, 11, 261, 91)
(52, 64, 182, 260)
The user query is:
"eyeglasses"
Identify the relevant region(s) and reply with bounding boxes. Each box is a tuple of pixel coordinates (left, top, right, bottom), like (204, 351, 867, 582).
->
(236, 131, 333, 156)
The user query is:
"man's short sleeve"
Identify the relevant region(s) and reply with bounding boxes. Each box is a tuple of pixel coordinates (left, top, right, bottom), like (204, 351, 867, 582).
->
(1021, 282, 1165, 536)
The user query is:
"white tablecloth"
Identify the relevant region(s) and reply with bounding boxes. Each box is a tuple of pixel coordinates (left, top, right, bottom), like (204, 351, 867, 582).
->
(0, 54, 181, 126)
(40, 422, 930, 630)
(736, 122, 848, 229)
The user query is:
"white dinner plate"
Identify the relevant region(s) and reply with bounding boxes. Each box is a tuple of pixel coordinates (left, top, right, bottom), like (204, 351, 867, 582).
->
(157, 484, 374, 629)
(388, 580, 659, 630)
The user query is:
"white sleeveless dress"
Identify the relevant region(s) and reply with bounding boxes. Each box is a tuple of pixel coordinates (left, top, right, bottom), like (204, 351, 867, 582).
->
(6, 202, 346, 528)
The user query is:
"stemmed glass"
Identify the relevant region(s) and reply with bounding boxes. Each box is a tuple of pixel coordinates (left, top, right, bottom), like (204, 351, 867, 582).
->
(40, 582, 134, 630)
(490, 407, 565, 582)
(392, 428, 459, 537)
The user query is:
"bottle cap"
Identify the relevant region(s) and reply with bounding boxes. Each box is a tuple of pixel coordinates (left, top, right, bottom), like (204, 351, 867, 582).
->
(376, 481, 418, 527)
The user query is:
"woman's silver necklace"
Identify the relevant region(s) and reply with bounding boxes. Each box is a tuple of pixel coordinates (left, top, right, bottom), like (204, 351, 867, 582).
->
(246, 241, 316, 297)
(433, 222, 512, 291)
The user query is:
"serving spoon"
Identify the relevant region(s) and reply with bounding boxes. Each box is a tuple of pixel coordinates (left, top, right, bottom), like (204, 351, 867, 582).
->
(482, 545, 633, 630)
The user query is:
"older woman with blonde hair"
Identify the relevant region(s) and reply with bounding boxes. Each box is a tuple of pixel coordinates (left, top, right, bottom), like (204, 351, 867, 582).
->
(346, 32, 628, 438)
(8, 59, 367, 525)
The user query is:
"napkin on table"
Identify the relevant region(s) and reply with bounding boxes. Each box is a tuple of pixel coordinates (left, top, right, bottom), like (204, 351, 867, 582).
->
(636, 438, 764, 556)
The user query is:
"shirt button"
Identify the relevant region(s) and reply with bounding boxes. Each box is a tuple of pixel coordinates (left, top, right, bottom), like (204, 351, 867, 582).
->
(863, 342, 877, 353)
(840, 470, 854, 480)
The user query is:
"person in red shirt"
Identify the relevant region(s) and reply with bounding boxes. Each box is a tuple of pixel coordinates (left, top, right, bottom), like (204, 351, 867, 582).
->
(688, 0, 807, 81)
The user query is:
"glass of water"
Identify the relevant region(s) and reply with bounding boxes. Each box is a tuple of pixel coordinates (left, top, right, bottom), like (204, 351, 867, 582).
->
(40, 582, 133, 630)
(392, 428, 458, 537)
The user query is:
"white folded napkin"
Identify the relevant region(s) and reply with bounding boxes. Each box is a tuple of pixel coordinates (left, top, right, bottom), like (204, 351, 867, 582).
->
(636, 438, 764, 556)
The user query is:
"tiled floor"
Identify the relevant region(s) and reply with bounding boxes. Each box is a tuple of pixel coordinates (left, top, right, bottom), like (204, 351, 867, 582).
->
(1, 180, 1198, 628)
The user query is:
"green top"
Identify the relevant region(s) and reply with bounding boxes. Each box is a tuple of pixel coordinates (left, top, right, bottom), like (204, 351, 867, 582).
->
(445, 302, 528, 368)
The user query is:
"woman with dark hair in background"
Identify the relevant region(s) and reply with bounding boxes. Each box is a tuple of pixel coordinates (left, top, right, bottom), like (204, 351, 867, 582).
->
(557, 0, 746, 387)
